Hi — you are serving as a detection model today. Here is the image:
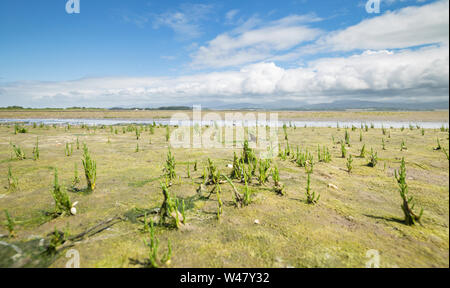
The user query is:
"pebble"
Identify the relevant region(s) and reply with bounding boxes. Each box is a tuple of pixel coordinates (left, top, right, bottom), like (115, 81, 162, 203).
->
(254, 219, 260, 225)
(328, 183, 339, 190)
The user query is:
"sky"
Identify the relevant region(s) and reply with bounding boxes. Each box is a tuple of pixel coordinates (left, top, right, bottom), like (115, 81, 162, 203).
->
(0, 0, 448, 108)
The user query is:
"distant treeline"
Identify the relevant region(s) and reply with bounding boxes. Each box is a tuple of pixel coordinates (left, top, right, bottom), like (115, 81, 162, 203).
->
(0, 106, 105, 110)
(110, 106, 192, 110)
(0, 106, 192, 111)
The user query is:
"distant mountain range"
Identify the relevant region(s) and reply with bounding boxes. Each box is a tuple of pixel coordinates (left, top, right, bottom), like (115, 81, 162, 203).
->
(126, 100, 449, 111)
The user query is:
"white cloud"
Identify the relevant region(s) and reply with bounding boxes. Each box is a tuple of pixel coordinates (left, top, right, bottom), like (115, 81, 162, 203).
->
(190, 14, 323, 68)
(1, 45, 447, 107)
(308, 0, 448, 53)
(225, 9, 239, 23)
(152, 3, 214, 39)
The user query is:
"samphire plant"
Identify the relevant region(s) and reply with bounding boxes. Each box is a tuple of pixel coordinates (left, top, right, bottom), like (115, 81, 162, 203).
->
(164, 149, 176, 180)
(65, 142, 73, 157)
(400, 140, 407, 151)
(4, 210, 15, 238)
(305, 172, 320, 205)
(11, 144, 25, 160)
(346, 154, 353, 173)
(272, 166, 285, 196)
(159, 179, 183, 228)
(367, 148, 378, 167)
(359, 144, 366, 158)
(341, 142, 347, 158)
(51, 168, 73, 216)
(82, 144, 97, 191)
(434, 137, 442, 151)
(32, 137, 40, 160)
(395, 158, 423, 225)
(317, 145, 331, 163)
(7, 165, 18, 191)
(72, 163, 80, 188)
(144, 218, 172, 268)
(258, 158, 271, 185)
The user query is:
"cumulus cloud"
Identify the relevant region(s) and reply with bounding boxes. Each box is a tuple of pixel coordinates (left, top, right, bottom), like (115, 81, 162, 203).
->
(190, 14, 323, 68)
(305, 0, 448, 53)
(1, 45, 447, 107)
(1, 1, 448, 108)
(152, 3, 214, 39)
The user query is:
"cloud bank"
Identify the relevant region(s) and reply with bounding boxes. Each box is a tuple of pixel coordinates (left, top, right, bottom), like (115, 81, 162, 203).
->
(0, 0, 448, 108)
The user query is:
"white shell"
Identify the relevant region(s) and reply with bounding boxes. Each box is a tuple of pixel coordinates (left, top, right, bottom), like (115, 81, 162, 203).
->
(70, 207, 77, 215)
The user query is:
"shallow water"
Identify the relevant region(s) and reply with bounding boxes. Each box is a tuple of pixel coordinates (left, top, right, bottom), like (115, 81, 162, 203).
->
(0, 118, 448, 129)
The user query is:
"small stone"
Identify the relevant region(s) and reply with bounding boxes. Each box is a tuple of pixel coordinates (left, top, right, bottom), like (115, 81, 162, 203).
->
(226, 164, 233, 168)
(254, 219, 260, 225)
(70, 207, 77, 215)
(328, 183, 338, 190)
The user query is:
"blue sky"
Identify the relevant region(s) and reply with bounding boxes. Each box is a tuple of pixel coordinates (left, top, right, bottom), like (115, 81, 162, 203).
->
(0, 0, 448, 107)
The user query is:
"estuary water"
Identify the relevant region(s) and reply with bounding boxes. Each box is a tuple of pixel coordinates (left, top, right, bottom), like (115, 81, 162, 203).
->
(0, 118, 448, 129)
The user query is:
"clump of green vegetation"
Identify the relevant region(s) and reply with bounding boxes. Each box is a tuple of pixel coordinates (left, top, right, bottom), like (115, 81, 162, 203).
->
(206, 158, 221, 185)
(4, 210, 15, 238)
(76, 137, 80, 150)
(46, 228, 68, 255)
(346, 155, 353, 173)
(136, 129, 141, 140)
(395, 158, 423, 226)
(283, 123, 288, 140)
(231, 152, 242, 180)
(272, 166, 285, 196)
(443, 147, 449, 160)
(382, 138, 386, 150)
(421, 128, 425, 136)
(51, 168, 73, 216)
(144, 218, 172, 268)
(382, 126, 387, 136)
(434, 138, 442, 151)
(158, 180, 183, 228)
(317, 145, 331, 163)
(295, 148, 313, 169)
(359, 144, 366, 158)
(164, 149, 176, 181)
(400, 140, 407, 151)
(242, 178, 252, 206)
(341, 142, 347, 158)
(305, 172, 320, 205)
(367, 148, 378, 167)
(165, 126, 170, 142)
(344, 129, 350, 146)
(258, 158, 271, 185)
(7, 166, 18, 191)
(11, 144, 25, 160)
(14, 124, 28, 134)
(242, 139, 256, 164)
(82, 144, 97, 191)
(32, 137, 40, 160)
(72, 163, 80, 188)
(65, 142, 73, 157)
(135, 143, 140, 153)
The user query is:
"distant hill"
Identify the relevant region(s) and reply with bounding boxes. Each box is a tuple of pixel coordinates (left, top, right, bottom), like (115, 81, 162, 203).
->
(200, 100, 450, 111)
